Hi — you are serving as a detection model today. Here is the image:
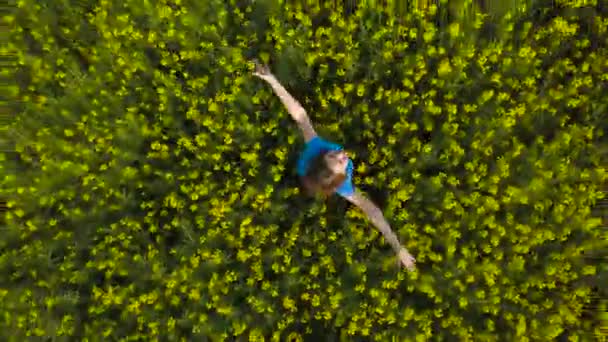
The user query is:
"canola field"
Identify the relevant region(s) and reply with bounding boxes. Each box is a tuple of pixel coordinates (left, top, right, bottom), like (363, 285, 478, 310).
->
(3, 0, 607, 340)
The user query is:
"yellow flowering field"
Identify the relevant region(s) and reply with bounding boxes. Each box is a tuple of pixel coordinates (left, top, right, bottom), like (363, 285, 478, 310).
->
(3, 0, 607, 340)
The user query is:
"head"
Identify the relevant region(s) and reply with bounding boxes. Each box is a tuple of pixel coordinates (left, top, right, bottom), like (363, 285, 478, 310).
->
(300, 150, 349, 198)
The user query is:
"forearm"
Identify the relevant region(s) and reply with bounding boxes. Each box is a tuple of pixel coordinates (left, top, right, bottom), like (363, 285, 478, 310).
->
(264, 76, 308, 123)
(366, 206, 403, 254)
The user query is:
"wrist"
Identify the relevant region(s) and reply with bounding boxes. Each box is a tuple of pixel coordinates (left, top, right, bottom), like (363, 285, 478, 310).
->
(263, 74, 277, 82)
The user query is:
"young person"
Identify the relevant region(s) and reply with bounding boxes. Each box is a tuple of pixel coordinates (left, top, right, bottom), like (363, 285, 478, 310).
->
(253, 62, 416, 271)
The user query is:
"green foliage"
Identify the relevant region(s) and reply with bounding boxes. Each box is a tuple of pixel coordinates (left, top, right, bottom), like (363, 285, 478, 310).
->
(3, 0, 607, 340)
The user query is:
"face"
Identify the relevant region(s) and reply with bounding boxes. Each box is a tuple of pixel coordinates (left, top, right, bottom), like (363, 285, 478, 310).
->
(324, 150, 349, 174)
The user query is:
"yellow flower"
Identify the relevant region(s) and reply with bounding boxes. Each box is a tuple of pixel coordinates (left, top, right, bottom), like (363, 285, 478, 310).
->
(282, 296, 296, 311)
(437, 59, 452, 77)
(286, 332, 303, 342)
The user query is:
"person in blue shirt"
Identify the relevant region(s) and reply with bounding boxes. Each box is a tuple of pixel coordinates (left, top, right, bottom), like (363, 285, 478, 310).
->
(253, 62, 416, 271)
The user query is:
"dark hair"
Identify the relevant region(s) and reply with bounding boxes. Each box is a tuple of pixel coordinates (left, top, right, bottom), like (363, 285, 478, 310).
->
(299, 150, 347, 198)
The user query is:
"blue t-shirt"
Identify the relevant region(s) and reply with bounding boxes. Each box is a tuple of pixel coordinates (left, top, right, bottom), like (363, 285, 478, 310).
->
(296, 136, 355, 197)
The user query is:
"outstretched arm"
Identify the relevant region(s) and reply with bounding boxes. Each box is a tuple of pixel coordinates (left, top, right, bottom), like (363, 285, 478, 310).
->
(253, 62, 317, 142)
(345, 190, 416, 270)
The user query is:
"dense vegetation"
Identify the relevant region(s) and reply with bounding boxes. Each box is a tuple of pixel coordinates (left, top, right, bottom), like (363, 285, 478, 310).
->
(3, 0, 607, 340)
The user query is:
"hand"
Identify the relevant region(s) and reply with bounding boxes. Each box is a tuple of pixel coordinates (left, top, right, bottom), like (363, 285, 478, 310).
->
(398, 248, 416, 271)
(252, 60, 274, 81)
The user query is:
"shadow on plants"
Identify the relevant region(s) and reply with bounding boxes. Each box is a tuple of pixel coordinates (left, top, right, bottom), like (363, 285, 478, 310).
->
(343, 0, 359, 17)
(0, 200, 6, 227)
(363, 185, 389, 212)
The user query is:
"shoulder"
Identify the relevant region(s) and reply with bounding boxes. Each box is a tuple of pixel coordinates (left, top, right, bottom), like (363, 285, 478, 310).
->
(304, 136, 344, 153)
(347, 159, 354, 174)
(341, 189, 363, 205)
(297, 136, 324, 176)
(305, 135, 323, 146)
(301, 136, 325, 155)
(336, 163, 355, 197)
(314, 137, 344, 151)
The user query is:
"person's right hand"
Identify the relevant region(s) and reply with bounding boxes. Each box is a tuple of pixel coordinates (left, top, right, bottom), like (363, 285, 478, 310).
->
(252, 60, 274, 81)
(398, 248, 416, 271)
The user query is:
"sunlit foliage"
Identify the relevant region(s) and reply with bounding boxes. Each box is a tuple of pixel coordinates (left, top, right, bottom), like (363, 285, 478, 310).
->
(3, 0, 607, 340)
